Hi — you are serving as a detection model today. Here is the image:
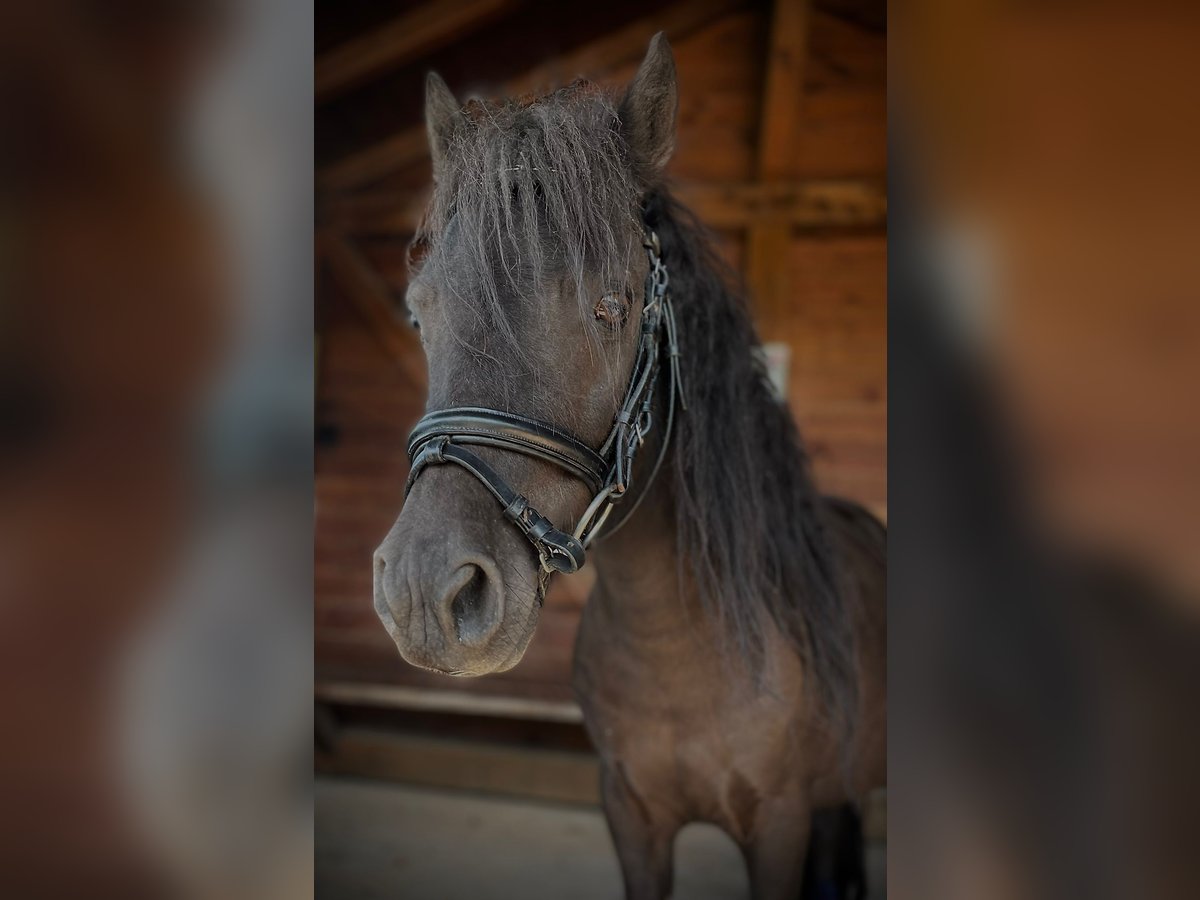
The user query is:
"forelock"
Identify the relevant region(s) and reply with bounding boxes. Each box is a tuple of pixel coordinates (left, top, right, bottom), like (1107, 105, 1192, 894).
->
(415, 81, 642, 350)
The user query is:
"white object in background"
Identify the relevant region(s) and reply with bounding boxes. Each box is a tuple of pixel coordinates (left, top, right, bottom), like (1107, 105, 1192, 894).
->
(761, 341, 792, 402)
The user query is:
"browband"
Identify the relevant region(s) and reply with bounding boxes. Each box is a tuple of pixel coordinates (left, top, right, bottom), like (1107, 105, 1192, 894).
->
(407, 408, 608, 494)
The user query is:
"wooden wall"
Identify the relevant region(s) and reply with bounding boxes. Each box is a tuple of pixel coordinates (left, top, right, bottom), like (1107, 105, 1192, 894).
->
(315, 0, 885, 711)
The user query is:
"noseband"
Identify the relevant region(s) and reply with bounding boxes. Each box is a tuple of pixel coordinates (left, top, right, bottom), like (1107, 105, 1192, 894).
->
(405, 227, 685, 599)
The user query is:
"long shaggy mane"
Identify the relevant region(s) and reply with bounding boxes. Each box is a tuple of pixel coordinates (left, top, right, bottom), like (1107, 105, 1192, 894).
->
(644, 191, 858, 731)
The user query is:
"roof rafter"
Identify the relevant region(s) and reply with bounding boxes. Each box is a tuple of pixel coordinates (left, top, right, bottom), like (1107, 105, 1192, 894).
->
(748, 0, 814, 339)
(318, 0, 747, 194)
(317, 0, 522, 103)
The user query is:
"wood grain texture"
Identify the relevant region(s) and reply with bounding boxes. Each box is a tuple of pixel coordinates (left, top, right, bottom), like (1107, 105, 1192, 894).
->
(319, 231, 427, 389)
(757, 0, 812, 179)
(315, 682, 584, 723)
(316, 728, 601, 805)
(747, 0, 813, 342)
(317, 0, 522, 102)
(318, 0, 749, 193)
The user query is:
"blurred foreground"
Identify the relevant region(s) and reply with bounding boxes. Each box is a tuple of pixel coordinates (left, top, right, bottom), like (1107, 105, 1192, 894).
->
(5, 0, 1200, 897)
(891, 3, 1200, 899)
(1, 1, 312, 896)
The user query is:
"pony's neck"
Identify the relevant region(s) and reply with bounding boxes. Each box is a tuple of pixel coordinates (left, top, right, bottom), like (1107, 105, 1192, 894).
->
(588, 429, 681, 638)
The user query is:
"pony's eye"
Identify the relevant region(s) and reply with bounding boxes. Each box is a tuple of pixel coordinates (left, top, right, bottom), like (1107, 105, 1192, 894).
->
(406, 235, 430, 271)
(594, 289, 631, 330)
(408, 313, 420, 332)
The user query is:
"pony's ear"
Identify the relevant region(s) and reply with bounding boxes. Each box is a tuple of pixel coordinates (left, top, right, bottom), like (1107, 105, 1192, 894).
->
(425, 71, 462, 180)
(619, 32, 678, 185)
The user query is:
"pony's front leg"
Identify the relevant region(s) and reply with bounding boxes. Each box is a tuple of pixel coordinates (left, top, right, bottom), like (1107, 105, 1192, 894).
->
(600, 764, 677, 900)
(743, 790, 812, 900)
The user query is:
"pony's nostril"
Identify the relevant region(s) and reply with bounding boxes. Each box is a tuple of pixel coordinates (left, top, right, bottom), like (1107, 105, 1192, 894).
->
(446, 564, 499, 645)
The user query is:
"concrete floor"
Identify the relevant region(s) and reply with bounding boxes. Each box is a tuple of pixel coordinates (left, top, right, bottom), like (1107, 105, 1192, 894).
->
(316, 776, 751, 899)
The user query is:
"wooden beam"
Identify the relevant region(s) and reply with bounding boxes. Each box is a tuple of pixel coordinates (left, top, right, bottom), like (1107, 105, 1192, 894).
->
(319, 231, 427, 388)
(746, 224, 792, 336)
(316, 0, 521, 103)
(316, 727, 601, 806)
(321, 187, 428, 235)
(499, 0, 742, 98)
(756, 0, 812, 179)
(749, 0, 814, 338)
(318, 0, 747, 193)
(319, 129, 430, 196)
(315, 680, 585, 724)
(815, 0, 886, 34)
(679, 178, 885, 229)
(322, 178, 885, 236)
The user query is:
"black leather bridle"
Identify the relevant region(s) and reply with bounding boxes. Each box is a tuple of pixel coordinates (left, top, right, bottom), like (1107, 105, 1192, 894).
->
(405, 227, 685, 600)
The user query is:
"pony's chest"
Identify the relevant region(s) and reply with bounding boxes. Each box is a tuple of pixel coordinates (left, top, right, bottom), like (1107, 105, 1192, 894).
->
(591, 705, 788, 835)
(577, 668, 797, 828)
(572, 600, 808, 824)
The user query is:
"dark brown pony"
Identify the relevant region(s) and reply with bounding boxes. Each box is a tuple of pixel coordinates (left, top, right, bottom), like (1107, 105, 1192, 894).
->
(373, 34, 886, 899)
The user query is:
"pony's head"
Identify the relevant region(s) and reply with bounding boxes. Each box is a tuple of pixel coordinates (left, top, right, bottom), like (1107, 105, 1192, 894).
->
(373, 35, 678, 675)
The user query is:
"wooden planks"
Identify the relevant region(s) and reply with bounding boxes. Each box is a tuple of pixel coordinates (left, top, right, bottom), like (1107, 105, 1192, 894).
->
(746, 224, 792, 338)
(316, 728, 601, 805)
(316, 0, 522, 103)
(679, 178, 886, 228)
(316, 681, 584, 724)
(319, 129, 431, 196)
(748, 0, 814, 339)
(786, 234, 887, 512)
(757, 0, 813, 179)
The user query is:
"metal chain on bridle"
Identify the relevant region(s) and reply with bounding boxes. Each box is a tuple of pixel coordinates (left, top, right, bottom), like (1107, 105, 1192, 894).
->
(405, 222, 686, 604)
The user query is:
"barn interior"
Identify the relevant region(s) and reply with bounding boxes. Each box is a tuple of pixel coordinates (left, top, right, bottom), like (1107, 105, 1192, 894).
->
(314, 0, 886, 895)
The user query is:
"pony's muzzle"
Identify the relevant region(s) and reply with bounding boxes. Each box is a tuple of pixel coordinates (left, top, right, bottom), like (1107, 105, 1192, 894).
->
(435, 560, 505, 648)
(373, 524, 511, 673)
(375, 463, 550, 675)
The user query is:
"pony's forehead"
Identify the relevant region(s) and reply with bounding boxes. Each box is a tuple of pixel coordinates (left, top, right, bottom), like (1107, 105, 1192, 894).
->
(461, 78, 610, 118)
(418, 78, 641, 291)
(430, 83, 636, 208)
(449, 83, 622, 156)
